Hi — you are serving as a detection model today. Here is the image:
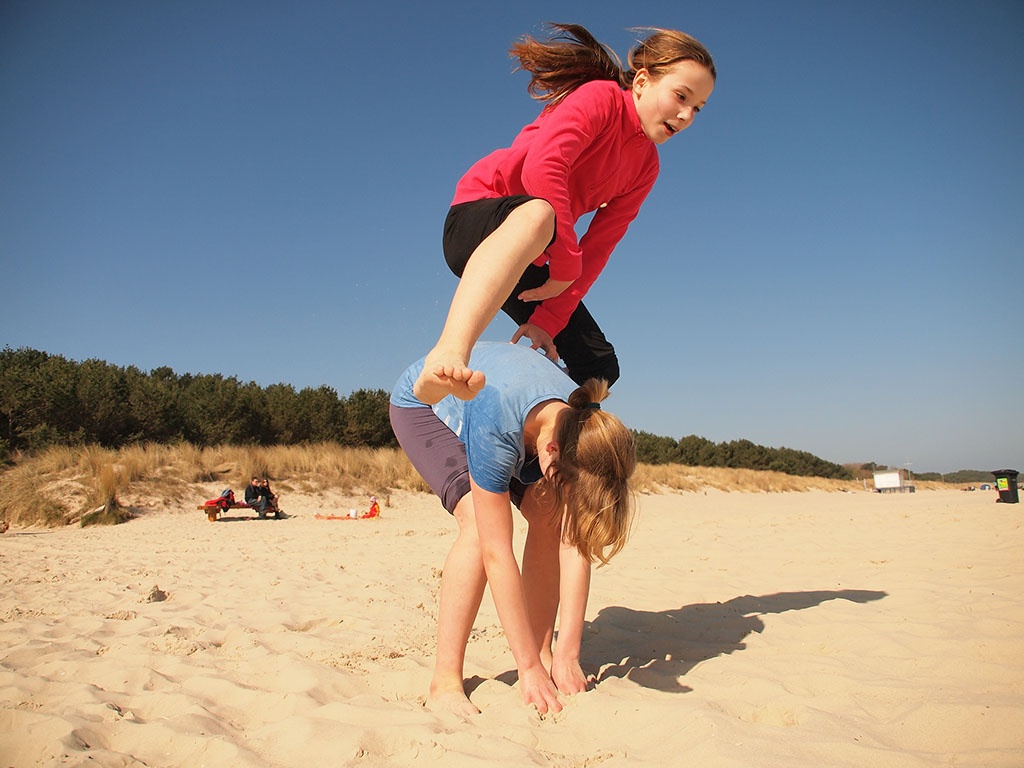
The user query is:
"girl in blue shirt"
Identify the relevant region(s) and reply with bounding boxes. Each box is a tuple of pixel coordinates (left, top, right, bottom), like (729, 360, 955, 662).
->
(391, 342, 636, 715)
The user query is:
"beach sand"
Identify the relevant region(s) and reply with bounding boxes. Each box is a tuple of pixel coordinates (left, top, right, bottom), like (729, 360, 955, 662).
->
(1, 487, 1021, 767)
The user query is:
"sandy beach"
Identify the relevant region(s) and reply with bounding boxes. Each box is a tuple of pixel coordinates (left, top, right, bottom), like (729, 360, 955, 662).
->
(1, 487, 1021, 767)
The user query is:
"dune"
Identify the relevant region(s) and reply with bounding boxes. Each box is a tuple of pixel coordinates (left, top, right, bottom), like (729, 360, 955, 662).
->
(0, 487, 1021, 766)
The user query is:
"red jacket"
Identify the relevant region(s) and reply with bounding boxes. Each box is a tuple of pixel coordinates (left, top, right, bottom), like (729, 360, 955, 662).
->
(452, 80, 659, 338)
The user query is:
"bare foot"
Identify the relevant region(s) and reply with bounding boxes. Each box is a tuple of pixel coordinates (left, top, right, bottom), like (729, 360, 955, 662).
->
(427, 684, 481, 717)
(413, 354, 486, 405)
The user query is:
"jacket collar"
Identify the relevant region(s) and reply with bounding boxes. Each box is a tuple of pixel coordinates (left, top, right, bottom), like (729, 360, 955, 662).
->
(621, 86, 646, 139)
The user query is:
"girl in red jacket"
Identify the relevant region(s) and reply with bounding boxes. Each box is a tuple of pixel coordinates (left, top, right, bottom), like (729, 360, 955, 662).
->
(414, 23, 716, 405)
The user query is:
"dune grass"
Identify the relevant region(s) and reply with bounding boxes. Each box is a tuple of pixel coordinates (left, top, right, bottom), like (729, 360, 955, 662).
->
(0, 443, 430, 527)
(632, 463, 863, 494)
(0, 442, 928, 529)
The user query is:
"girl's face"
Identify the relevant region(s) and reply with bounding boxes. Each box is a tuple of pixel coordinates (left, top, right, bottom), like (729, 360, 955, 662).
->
(632, 59, 715, 145)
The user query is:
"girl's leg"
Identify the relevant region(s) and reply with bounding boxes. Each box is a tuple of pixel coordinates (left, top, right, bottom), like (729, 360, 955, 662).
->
(519, 485, 563, 670)
(430, 493, 487, 716)
(414, 199, 555, 404)
(520, 485, 593, 695)
(552, 301, 620, 386)
(502, 264, 620, 387)
(387, 405, 483, 714)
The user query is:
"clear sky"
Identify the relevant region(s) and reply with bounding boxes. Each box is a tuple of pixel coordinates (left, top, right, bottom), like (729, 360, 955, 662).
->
(2, 0, 1021, 475)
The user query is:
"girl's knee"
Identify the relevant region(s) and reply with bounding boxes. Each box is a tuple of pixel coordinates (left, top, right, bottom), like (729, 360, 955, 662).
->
(452, 496, 478, 533)
(509, 199, 555, 242)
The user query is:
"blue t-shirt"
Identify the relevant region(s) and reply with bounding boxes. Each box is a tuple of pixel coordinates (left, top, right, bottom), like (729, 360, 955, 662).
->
(391, 342, 576, 494)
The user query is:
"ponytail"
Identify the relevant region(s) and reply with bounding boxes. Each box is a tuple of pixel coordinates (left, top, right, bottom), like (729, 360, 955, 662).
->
(543, 379, 636, 565)
(510, 23, 716, 108)
(510, 24, 627, 107)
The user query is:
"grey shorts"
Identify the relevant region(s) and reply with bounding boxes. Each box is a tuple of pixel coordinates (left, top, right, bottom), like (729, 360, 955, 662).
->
(389, 404, 526, 513)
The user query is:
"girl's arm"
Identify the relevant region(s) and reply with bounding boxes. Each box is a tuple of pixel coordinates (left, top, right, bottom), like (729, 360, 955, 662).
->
(527, 166, 658, 339)
(471, 478, 563, 714)
(519, 82, 659, 337)
(551, 540, 592, 694)
(519, 83, 616, 286)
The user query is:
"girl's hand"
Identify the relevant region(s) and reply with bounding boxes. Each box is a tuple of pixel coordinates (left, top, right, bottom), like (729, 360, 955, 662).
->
(518, 278, 572, 303)
(551, 656, 592, 695)
(518, 665, 564, 714)
(510, 324, 558, 363)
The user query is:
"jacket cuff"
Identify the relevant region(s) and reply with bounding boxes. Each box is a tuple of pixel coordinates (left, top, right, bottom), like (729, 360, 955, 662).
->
(528, 306, 565, 339)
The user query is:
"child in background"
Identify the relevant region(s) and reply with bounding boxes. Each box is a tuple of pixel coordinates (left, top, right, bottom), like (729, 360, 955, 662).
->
(364, 495, 381, 518)
(391, 341, 636, 715)
(414, 23, 715, 405)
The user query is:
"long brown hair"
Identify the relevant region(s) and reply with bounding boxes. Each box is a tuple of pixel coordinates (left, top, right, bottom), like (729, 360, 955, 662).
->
(510, 23, 716, 107)
(541, 378, 636, 565)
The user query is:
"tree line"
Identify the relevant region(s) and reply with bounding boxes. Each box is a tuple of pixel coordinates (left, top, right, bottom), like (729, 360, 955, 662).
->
(1, 346, 851, 479)
(633, 431, 852, 480)
(0, 346, 394, 453)
(848, 463, 988, 483)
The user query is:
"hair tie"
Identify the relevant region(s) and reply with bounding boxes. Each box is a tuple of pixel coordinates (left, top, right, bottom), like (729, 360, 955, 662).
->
(584, 402, 601, 410)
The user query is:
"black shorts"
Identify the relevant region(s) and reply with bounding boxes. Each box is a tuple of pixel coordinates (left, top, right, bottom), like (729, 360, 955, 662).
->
(443, 195, 556, 277)
(441, 196, 621, 387)
(389, 404, 527, 514)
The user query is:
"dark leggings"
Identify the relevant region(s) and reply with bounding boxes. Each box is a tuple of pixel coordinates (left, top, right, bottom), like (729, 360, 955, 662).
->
(443, 197, 620, 387)
(389, 405, 526, 513)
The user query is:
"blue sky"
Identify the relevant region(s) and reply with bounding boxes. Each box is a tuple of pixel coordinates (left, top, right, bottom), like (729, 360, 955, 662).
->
(2, 0, 1021, 474)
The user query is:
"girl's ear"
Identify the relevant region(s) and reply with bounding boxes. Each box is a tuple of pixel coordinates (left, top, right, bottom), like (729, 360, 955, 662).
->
(633, 67, 651, 93)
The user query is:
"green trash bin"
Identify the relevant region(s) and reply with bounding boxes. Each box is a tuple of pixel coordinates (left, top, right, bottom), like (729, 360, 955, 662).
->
(992, 469, 1019, 504)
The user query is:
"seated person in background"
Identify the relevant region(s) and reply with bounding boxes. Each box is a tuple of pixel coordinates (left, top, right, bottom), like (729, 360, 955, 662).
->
(364, 495, 381, 518)
(260, 478, 282, 519)
(245, 476, 270, 518)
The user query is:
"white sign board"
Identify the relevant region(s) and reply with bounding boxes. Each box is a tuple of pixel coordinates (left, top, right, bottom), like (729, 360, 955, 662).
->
(873, 471, 903, 490)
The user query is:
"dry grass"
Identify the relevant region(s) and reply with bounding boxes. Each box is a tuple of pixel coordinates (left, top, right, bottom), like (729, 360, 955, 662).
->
(0, 443, 944, 529)
(79, 463, 133, 527)
(632, 464, 860, 494)
(0, 443, 430, 527)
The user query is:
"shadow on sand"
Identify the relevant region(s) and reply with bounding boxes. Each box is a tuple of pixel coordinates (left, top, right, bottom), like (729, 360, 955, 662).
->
(581, 589, 887, 693)
(205, 512, 290, 523)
